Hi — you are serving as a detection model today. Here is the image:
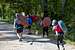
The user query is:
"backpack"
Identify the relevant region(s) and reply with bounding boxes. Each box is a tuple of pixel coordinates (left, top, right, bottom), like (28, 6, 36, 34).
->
(42, 17, 51, 27)
(58, 20, 67, 33)
(26, 17, 32, 25)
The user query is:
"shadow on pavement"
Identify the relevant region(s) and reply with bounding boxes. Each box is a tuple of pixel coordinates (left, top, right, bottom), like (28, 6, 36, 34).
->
(22, 35, 57, 45)
(0, 36, 18, 41)
(0, 32, 65, 45)
(0, 32, 18, 41)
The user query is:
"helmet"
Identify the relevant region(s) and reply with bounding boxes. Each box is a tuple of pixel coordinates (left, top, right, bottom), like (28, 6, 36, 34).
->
(52, 19, 57, 26)
(21, 12, 25, 16)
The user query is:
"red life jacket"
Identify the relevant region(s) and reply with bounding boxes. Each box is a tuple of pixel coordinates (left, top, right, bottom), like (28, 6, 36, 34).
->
(54, 24, 63, 32)
(31, 16, 38, 22)
(19, 21, 28, 27)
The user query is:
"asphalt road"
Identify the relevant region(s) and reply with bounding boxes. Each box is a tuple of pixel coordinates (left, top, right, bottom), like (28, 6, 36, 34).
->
(0, 32, 75, 50)
(0, 22, 75, 50)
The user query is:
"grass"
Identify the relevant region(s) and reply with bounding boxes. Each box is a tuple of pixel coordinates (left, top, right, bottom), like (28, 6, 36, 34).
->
(65, 39, 75, 45)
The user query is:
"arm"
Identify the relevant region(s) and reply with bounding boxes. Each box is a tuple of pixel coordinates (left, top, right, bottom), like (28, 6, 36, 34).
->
(14, 19, 16, 29)
(52, 26, 58, 36)
(55, 31, 59, 36)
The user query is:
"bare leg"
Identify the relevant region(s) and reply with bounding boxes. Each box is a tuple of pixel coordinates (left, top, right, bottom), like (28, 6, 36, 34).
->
(17, 33, 21, 39)
(17, 33, 22, 41)
(57, 36, 60, 50)
(60, 35, 65, 50)
(20, 32, 23, 39)
(57, 41, 60, 50)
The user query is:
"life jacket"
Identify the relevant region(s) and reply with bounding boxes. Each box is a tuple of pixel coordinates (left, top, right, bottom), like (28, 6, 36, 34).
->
(54, 24, 63, 33)
(15, 18, 28, 27)
(31, 16, 38, 22)
(42, 17, 51, 27)
(20, 21, 28, 27)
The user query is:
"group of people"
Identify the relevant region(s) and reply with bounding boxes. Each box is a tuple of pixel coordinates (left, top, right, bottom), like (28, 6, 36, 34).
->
(14, 12, 38, 41)
(14, 12, 67, 50)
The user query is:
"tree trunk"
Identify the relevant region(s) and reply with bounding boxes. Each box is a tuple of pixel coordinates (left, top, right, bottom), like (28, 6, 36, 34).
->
(41, 0, 48, 17)
(43, 0, 48, 17)
(61, 0, 66, 15)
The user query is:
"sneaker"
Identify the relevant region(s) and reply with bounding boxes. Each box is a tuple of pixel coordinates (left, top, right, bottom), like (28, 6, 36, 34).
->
(58, 48, 60, 50)
(19, 38, 22, 41)
(30, 42, 33, 45)
(63, 47, 65, 50)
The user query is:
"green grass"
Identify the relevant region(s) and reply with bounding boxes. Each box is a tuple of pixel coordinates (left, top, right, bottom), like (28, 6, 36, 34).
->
(65, 39, 75, 45)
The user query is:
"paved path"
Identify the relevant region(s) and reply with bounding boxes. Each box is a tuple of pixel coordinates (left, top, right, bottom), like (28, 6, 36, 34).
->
(0, 32, 75, 50)
(0, 22, 75, 50)
(0, 22, 14, 31)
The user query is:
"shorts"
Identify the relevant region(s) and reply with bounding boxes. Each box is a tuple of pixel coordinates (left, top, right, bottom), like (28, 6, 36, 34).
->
(57, 32, 64, 43)
(16, 24, 23, 33)
(17, 29, 23, 33)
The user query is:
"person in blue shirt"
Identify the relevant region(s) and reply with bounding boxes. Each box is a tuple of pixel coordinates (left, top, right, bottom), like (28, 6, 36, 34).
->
(26, 15, 32, 35)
